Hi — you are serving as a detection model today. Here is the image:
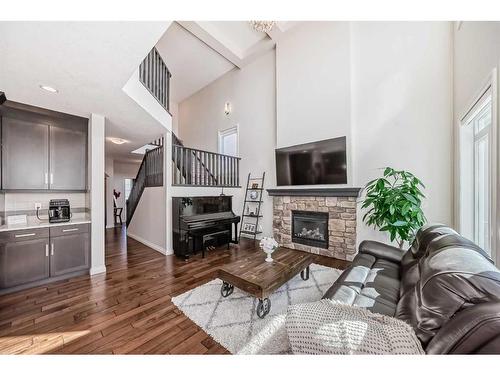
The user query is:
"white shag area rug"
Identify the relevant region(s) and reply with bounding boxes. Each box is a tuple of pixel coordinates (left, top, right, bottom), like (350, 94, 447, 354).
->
(171, 263, 342, 354)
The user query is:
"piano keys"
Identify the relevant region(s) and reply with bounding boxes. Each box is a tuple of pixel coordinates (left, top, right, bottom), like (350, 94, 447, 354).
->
(172, 196, 241, 259)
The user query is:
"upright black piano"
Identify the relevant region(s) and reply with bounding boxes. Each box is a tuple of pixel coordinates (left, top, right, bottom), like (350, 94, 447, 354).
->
(172, 196, 241, 259)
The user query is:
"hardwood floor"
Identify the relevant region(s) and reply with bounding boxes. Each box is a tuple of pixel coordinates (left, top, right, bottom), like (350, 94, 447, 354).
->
(0, 227, 349, 354)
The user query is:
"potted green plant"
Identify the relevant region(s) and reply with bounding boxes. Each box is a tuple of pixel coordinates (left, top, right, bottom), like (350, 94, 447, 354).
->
(361, 167, 427, 248)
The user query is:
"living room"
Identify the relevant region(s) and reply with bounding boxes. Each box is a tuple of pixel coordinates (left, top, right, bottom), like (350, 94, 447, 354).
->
(1, 0, 500, 372)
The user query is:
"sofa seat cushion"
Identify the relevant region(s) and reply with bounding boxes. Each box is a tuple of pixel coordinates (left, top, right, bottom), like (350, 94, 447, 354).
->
(372, 259, 401, 280)
(361, 268, 400, 302)
(323, 252, 401, 316)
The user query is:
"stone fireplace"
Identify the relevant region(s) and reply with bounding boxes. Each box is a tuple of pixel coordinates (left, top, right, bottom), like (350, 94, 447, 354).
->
(269, 188, 360, 261)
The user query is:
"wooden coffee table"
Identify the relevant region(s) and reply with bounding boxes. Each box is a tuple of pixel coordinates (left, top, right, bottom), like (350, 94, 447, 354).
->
(217, 247, 313, 318)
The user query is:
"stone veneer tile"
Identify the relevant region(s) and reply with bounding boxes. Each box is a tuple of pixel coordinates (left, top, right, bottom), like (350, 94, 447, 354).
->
(272, 195, 358, 261)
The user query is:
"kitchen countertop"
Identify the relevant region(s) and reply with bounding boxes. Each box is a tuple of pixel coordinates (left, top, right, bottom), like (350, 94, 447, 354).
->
(0, 213, 91, 232)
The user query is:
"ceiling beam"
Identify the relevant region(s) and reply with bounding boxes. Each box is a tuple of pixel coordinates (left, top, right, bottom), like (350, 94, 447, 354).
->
(177, 21, 244, 68)
(266, 21, 300, 42)
(176, 21, 297, 69)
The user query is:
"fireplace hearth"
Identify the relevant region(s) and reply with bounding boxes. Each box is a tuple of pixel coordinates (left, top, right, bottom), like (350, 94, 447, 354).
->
(292, 210, 329, 249)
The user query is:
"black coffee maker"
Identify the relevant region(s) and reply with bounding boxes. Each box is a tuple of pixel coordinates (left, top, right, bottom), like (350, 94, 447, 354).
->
(48, 199, 71, 223)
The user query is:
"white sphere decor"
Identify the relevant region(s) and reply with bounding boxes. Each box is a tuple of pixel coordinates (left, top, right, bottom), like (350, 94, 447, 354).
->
(259, 237, 279, 263)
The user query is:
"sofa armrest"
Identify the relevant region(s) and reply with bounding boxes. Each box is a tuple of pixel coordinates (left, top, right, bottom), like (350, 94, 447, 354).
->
(425, 302, 500, 354)
(358, 240, 405, 263)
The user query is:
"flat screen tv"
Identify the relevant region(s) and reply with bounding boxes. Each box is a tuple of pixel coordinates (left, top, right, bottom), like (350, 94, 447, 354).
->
(275, 136, 347, 186)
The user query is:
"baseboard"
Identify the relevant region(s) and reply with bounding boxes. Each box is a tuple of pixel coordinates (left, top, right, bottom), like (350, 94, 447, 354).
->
(127, 232, 167, 255)
(90, 265, 106, 275)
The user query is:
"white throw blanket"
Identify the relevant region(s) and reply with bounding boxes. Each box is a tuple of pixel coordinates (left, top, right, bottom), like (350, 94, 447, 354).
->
(286, 300, 425, 355)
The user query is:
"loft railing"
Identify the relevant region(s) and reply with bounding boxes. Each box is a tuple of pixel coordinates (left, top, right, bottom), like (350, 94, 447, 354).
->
(172, 144, 240, 187)
(139, 47, 171, 112)
(172, 132, 183, 147)
(126, 145, 164, 226)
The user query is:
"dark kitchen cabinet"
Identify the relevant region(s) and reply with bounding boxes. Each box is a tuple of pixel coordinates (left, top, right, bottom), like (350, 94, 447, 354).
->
(49, 125, 87, 190)
(0, 101, 88, 191)
(0, 224, 90, 293)
(49, 224, 90, 277)
(0, 228, 50, 289)
(1, 117, 49, 190)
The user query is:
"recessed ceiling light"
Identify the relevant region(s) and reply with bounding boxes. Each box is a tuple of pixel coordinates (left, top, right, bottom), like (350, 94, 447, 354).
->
(108, 137, 128, 145)
(39, 85, 58, 93)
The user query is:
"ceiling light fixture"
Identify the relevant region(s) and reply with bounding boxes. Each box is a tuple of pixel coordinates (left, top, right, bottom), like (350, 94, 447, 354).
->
(250, 21, 276, 33)
(39, 85, 58, 93)
(108, 137, 128, 145)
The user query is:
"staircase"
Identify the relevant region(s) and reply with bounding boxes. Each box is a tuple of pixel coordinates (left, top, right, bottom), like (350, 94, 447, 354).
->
(126, 47, 241, 225)
(126, 143, 163, 226)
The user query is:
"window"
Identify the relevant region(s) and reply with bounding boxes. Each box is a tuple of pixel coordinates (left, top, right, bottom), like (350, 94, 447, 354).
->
(218, 126, 239, 157)
(460, 88, 493, 254)
(124, 178, 134, 200)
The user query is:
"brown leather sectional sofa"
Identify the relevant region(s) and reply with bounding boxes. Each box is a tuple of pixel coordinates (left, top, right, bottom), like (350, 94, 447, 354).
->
(323, 224, 500, 354)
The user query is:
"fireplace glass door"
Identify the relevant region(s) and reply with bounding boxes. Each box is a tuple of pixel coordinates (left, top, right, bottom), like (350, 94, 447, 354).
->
(291, 210, 329, 249)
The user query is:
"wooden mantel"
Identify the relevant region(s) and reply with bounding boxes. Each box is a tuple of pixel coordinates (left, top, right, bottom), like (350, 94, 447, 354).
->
(266, 187, 362, 197)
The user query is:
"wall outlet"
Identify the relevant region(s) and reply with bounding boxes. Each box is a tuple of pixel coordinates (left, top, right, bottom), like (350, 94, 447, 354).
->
(34, 203, 42, 210)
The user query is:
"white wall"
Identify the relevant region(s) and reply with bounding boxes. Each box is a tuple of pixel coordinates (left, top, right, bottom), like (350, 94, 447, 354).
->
(351, 22, 453, 244)
(170, 101, 179, 135)
(276, 21, 453, 245)
(178, 50, 276, 238)
(127, 186, 167, 254)
(453, 21, 500, 265)
(89, 114, 106, 275)
(177, 22, 454, 248)
(122, 41, 174, 134)
(276, 22, 351, 149)
(4, 192, 87, 212)
(454, 22, 500, 118)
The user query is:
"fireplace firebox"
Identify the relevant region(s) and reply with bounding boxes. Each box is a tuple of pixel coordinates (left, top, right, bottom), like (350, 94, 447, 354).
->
(291, 210, 329, 249)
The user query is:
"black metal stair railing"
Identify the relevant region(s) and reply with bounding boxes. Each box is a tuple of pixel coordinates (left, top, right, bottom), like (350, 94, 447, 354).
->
(172, 143, 240, 187)
(126, 146, 163, 226)
(139, 47, 171, 112)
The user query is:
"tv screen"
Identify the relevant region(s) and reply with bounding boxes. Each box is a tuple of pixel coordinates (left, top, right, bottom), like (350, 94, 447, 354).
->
(275, 136, 347, 186)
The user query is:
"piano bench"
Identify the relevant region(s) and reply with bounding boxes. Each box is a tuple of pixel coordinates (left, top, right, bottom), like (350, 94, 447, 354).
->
(202, 230, 231, 258)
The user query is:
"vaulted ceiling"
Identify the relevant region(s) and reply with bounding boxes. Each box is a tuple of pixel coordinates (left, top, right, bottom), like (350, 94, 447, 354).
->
(155, 22, 236, 103)
(156, 21, 300, 104)
(0, 21, 299, 162)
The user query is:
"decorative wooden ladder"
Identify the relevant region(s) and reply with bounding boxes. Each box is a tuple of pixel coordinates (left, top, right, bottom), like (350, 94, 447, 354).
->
(239, 172, 266, 243)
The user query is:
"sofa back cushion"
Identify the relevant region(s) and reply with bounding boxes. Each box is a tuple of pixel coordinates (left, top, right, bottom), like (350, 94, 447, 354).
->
(407, 224, 457, 260)
(399, 233, 500, 346)
(399, 225, 458, 298)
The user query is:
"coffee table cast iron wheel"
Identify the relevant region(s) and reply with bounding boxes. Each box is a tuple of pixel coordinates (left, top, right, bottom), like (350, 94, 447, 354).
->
(220, 265, 310, 318)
